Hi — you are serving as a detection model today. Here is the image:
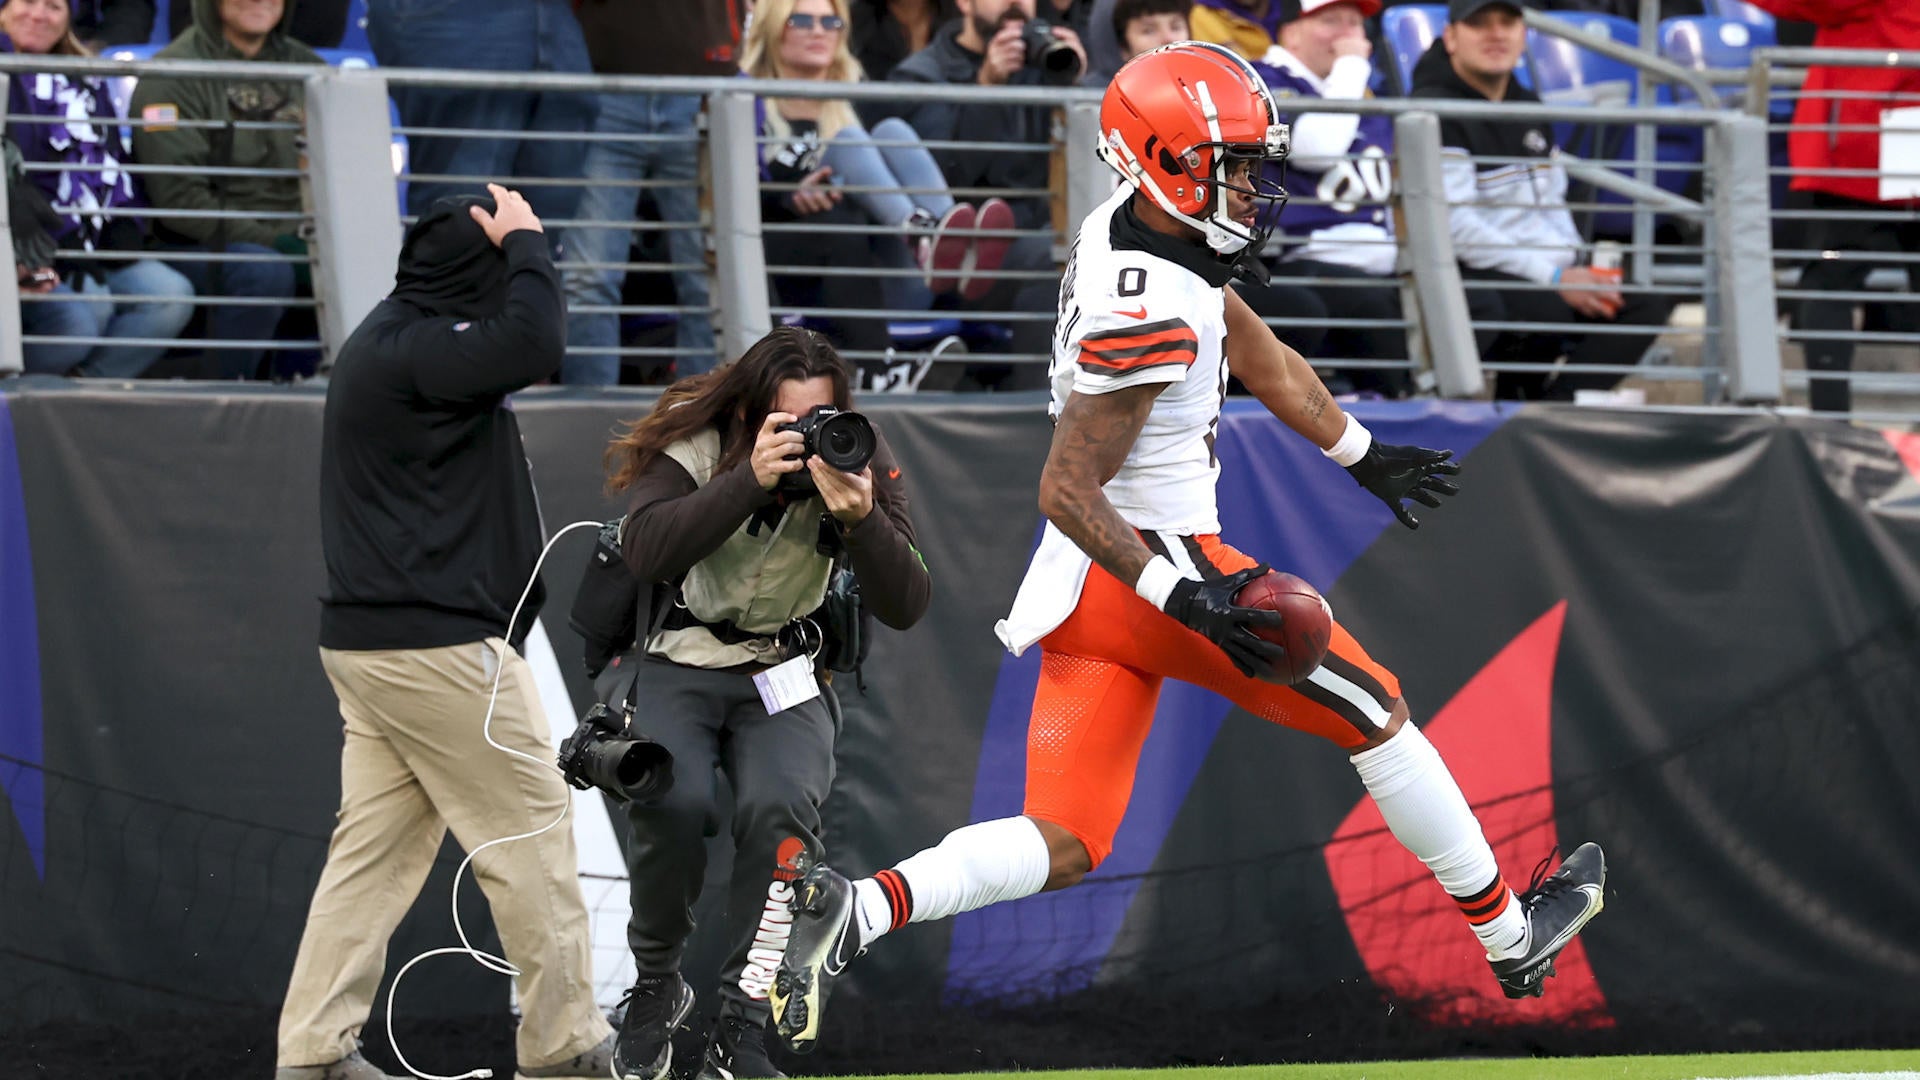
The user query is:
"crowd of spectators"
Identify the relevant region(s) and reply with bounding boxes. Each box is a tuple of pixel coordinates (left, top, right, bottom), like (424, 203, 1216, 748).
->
(1, 0, 1907, 408)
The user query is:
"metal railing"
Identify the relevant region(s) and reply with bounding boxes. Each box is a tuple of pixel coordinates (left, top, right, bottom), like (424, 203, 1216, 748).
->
(0, 54, 320, 380)
(1731, 48, 1920, 418)
(0, 55, 1805, 412)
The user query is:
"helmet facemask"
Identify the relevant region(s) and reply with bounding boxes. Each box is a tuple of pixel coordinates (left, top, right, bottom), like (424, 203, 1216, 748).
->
(1100, 55, 1292, 259)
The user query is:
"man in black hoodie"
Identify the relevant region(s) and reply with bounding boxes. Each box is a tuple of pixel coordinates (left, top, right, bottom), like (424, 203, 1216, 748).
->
(277, 185, 616, 1080)
(1409, 0, 1675, 400)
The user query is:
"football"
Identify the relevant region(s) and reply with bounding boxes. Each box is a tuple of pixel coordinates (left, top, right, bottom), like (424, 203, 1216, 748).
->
(1233, 570, 1333, 685)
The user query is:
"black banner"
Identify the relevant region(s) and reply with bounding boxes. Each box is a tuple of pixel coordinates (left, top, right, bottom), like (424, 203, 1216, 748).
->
(2, 385, 1918, 1077)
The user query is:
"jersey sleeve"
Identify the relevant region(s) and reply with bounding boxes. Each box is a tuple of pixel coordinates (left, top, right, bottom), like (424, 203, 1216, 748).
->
(1060, 258, 1201, 395)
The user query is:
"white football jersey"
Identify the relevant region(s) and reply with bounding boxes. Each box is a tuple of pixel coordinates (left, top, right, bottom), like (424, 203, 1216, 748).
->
(1050, 185, 1231, 535)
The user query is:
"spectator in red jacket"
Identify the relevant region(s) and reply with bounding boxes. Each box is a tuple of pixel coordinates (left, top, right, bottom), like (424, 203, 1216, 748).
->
(1751, 0, 1920, 414)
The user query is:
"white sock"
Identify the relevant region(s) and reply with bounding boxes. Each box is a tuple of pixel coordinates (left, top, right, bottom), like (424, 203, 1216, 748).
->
(851, 816, 1051, 948)
(1350, 725, 1529, 959)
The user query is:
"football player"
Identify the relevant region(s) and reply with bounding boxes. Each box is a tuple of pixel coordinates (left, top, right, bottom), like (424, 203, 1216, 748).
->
(771, 40, 1606, 1054)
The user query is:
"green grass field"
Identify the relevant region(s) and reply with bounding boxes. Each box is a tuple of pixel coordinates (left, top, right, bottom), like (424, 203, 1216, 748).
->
(859, 1050, 1920, 1080)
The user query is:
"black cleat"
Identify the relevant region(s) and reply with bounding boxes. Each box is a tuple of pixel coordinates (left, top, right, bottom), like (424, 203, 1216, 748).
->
(694, 1014, 786, 1080)
(1489, 842, 1607, 999)
(770, 853, 861, 1054)
(612, 972, 695, 1080)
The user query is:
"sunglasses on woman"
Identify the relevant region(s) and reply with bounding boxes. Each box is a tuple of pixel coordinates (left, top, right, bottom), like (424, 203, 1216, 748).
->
(786, 13, 847, 31)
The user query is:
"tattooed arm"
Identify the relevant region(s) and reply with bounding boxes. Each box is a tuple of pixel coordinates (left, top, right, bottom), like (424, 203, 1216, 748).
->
(1224, 284, 1351, 450)
(1038, 383, 1163, 589)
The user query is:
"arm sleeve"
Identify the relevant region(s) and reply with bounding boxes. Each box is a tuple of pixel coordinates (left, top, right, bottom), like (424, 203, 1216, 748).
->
(1280, 56, 1372, 169)
(621, 455, 775, 585)
(405, 231, 567, 404)
(129, 77, 280, 247)
(838, 432, 931, 630)
(1441, 150, 1562, 284)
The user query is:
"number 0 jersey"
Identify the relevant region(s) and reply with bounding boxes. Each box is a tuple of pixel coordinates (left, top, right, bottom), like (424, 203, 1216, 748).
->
(1050, 184, 1233, 536)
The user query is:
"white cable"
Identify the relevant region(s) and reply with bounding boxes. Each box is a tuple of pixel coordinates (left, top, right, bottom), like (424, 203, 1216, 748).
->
(384, 518, 608, 1080)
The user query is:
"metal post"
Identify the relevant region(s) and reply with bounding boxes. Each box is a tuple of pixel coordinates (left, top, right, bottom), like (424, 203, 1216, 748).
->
(305, 69, 402, 368)
(1393, 111, 1483, 399)
(0, 124, 22, 375)
(705, 89, 772, 364)
(1707, 114, 1781, 403)
(1065, 101, 1107, 242)
(1631, 0, 1659, 288)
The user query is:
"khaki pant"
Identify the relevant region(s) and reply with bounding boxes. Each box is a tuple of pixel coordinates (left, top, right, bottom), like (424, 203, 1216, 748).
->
(277, 640, 612, 1069)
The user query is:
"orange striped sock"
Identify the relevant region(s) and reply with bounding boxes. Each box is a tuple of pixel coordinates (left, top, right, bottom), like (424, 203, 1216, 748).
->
(874, 868, 913, 931)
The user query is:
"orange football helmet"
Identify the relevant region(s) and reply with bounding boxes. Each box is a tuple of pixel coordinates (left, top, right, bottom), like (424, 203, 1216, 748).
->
(1097, 40, 1290, 257)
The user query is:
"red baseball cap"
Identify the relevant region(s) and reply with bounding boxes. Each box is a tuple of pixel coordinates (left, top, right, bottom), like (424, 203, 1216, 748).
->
(1288, 0, 1385, 20)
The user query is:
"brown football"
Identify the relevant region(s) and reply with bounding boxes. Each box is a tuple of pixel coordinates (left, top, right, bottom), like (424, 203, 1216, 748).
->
(1233, 570, 1333, 685)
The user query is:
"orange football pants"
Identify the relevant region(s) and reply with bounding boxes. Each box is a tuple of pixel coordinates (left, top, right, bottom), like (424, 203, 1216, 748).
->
(1024, 535, 1401, 869)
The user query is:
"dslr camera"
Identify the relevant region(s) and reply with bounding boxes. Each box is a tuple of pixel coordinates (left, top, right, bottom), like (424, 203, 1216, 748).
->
(1020, 18, 1084, 86)
(766, 132, 826, 185)
(775, 404, 877, 494)
(557, 698, 674, 805)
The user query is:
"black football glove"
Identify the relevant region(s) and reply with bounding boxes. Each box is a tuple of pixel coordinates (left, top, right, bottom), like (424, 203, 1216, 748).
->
(1346, 442, 1461, 530)
(1163, 564, 1288, 680)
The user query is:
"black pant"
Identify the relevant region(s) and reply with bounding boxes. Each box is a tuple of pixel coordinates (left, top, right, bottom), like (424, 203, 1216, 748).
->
(624, 658, 837, 1024)
(765, 202, 895, 358)
(1232, 277, 1329, 357)
(1465, 267, 1678, 401)
(1791, 191, 1920, 413)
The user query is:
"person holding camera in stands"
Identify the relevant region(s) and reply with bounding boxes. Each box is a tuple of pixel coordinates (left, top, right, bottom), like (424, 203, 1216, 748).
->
(276, 185, 616, 1080)
(600, 326, 930, 1080)
(877, 0, 1085, 388)
(745, 0, 1015, 379)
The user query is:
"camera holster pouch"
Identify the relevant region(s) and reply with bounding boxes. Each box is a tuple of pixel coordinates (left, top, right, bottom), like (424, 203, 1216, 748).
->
(570, 519, 642, 679)
(815, 561, 872, 690)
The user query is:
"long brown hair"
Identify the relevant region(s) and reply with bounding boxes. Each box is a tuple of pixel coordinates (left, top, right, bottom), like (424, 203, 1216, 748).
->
(606, 327, 855, 493)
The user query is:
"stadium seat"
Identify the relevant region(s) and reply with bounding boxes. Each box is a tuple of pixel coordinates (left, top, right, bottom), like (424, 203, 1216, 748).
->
(1660, 16, 1789, 117)
(1527, 14, 1640, 114)
(1381, 6, 1445, 95)
(341, 0, 373, 54)
(1706, 0, 1776, 30)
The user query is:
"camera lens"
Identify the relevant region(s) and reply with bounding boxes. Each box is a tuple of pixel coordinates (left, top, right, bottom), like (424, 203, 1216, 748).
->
(814, 411, 876, 474)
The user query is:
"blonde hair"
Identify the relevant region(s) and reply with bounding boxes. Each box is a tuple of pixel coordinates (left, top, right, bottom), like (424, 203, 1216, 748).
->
(740, 0, 864, 144)
(0, 0, 91, 56)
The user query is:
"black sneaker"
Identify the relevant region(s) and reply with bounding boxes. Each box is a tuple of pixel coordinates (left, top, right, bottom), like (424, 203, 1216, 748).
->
(1489, 842, 1608, 999)
(770, 853, 861, 1054)
(694, 1014, 786, 1080)
(613, 972, 695, 1080)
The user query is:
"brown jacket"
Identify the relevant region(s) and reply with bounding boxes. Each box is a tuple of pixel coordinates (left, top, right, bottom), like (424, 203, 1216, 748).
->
(621, 427, 929, 669)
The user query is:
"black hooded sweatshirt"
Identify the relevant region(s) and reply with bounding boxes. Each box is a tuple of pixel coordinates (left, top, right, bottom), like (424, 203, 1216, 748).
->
(318, 198, 563, 652)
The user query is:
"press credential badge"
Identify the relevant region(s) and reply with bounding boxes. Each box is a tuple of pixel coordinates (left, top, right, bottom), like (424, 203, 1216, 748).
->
(754, 654, 820, 715)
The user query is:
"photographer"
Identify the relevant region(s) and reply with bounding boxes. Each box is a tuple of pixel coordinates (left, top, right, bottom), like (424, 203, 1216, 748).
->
(600, 326, 929, 1080)
(278, 185, 614, 1080)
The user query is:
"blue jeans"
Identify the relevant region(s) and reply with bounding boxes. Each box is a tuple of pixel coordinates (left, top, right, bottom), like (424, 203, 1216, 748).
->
(19, 260, 195, 378)
(163, 243, 297, 380)
(561, 91, 713, 384)
(368, 0, 598, 223)
(823, 117, 955, 228)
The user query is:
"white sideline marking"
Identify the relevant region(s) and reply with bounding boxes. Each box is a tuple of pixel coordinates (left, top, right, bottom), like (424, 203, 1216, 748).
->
(1698, 1073, 1920, 1080)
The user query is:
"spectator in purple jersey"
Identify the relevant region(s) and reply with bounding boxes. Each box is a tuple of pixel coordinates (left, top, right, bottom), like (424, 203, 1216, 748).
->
(2, 0, 193, 378)
(1261, 0, 1498, 395)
